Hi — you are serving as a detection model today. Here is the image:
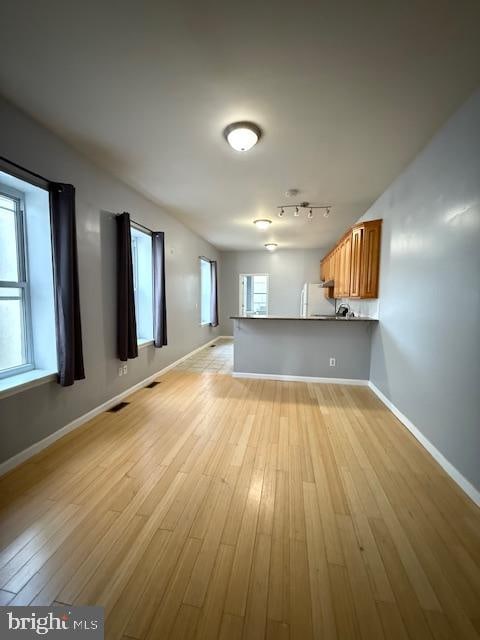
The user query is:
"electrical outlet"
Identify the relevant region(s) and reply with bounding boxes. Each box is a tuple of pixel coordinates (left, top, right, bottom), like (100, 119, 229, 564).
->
(123, 364, 128, 375)
(329, 357, 336, 367)
(118, 366, 123, 376)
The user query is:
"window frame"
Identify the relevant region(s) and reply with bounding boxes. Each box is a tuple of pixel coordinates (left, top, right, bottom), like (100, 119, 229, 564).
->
(0, 183, 34, 379)
(239, 273, 270, 316)
(131, 233, 139, 319)
(130, 222, 154, 343)
(200, 257, 212, 326)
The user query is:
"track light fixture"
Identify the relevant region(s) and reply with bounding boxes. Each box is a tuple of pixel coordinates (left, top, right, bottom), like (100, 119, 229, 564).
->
(276, 202, 332, 221)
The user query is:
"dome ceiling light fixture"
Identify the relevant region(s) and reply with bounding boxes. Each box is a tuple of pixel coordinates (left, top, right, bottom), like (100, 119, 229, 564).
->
(264, 243, 278, 252)
(253, 219, 272, 230)
(276, 201, 332, 220)
(223, 121, 262, 152)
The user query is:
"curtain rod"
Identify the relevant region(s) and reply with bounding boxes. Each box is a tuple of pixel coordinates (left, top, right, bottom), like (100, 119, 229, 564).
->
(0, 155, 52, 186)
(0, 159, 158, 235)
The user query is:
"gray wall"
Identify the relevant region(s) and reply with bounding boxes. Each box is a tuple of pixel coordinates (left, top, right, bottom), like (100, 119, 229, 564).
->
(0, 97, 220, 464)
(219, 249, 327, 334)
(233, 319, 373, 380)
(360, 89, 480, 492)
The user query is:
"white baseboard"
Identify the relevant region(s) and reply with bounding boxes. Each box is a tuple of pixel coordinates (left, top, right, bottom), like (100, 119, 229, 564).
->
(368, 381, 480, 507)
(219, 335, 233, 339)
(0, 337, 220, 478)
(232, 372, 369, 385)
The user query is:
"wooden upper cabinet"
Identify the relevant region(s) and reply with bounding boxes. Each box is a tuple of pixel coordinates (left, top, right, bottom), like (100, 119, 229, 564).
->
(342, 234, 352, 297)
(358, 220, 381, 298)
(349, 226, 363, 298)
(333, 246, 342, 298)
(320, 259, 326, 282)
(320, 219, 382, 299)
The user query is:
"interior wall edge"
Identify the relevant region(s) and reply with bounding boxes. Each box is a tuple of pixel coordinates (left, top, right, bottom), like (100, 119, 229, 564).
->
(349, 88, 480, 495)
(368, 381, 480, 506)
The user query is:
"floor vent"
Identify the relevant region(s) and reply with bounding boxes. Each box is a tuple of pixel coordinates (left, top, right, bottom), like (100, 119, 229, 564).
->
(145, 381, 161, 388)
(108, 401, 130, 413)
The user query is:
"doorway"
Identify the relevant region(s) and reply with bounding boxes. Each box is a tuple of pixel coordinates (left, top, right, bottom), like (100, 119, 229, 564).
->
(239, 273, 269, 315)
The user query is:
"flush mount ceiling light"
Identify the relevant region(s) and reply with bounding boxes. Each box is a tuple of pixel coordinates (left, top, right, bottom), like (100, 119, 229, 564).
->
(223, 121, 262, 151)
(253, 219, 272, 230)
(265, 243, 278, 252)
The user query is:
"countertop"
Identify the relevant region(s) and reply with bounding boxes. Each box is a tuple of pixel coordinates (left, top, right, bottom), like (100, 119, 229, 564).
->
(230, 314, 377, 322)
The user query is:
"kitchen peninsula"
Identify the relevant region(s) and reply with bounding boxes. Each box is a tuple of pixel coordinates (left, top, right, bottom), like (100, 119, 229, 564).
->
(231, 315, 377, 382)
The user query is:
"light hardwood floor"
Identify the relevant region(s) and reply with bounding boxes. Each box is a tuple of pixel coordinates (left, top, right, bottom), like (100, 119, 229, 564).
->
(0, 370, 479, 639)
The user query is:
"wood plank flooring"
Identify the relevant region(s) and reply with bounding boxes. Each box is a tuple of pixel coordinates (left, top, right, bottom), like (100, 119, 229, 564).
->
(0, 370, 479, 639)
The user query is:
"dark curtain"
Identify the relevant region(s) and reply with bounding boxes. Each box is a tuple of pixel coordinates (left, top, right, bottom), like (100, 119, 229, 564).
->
(49, 183, 85, 386)
(117, 212, 138, 361)
(210, 260, 219, 327)
(153, 231, 167, 347)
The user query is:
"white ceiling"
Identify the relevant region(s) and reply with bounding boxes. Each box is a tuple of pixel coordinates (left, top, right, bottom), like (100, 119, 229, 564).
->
(1, 0, 480, 250)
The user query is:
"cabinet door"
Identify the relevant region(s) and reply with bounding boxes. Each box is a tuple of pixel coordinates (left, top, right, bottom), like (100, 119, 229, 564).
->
(338, 242, 345, 297)
(334, 247, 342, 298)
(322, 254, 333, 298)
(349, 227, 363, 297)
(360, 221, 381, 298)
(343, 235, 352, 297)
(327, 254, 333, 281)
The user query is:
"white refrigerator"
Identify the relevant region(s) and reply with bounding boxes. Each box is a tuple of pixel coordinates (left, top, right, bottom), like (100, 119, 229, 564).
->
(300, 283, 335, 317)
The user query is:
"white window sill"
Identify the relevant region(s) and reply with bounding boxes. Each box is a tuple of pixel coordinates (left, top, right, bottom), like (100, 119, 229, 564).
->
(138, 338, 154, 349)
(0, 369, 57, 400)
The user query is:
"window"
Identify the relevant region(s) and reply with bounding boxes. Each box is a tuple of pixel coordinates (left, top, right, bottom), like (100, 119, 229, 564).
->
(131, 225, 153, 342)
(239, 273, 269, 315)
(0, 188, 32, 378)
(200, 257, 212, 325)
(0, 172, 57, 391)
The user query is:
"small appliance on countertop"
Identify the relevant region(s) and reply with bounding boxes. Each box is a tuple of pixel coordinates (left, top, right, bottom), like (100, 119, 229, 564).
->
(336, 303, 352, 317)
